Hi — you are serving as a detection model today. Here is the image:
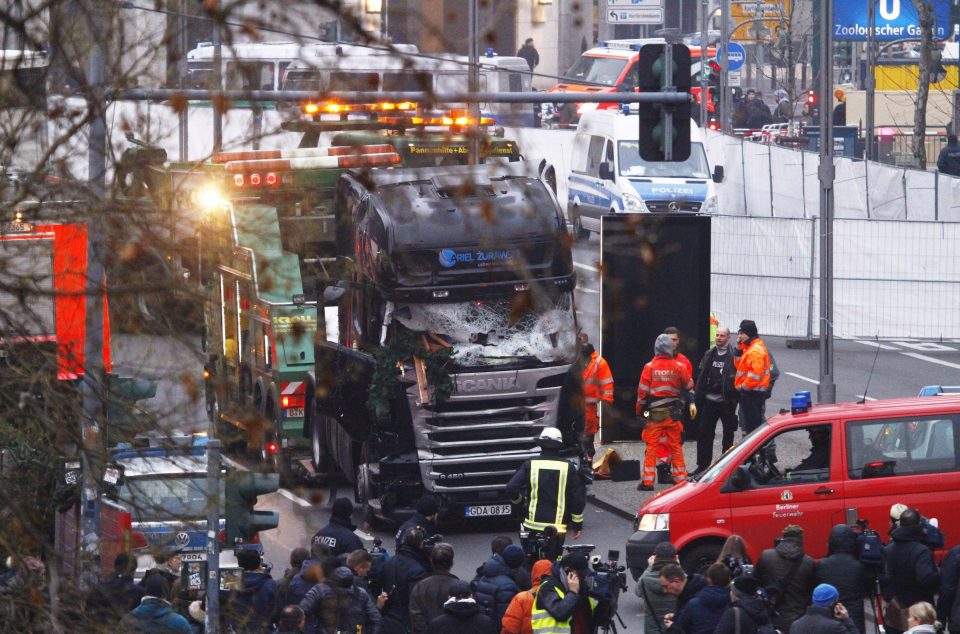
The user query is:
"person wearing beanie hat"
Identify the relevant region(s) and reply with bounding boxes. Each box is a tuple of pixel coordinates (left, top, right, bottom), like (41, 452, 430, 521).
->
(472, 543, 522, 622)
(119, 573, 192, 633)
(816, 524, 870, 634)
(531, 553, 597, 634)
(755, 525, 816, 632)
(787, 583, 859, 634)
(311, 496, 364, 557)
(713, 575, 773, 634)
(426, 579, 496, 634)
(635, 333, 695, 491)
(395, 494, 440, 551)
(226, 546, 278, 633)
(506, 419, 587, 556)
(735, 318, 773, 437)
(636, 542, 680, 633)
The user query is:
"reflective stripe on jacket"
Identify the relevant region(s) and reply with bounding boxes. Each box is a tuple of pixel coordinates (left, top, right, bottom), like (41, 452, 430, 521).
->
(582, 352, 613, 433)
(636, 355, 694, 414)
(531, 585, 597, 634)
(735, 337, 771, 392)
(506, 455, 586, 532)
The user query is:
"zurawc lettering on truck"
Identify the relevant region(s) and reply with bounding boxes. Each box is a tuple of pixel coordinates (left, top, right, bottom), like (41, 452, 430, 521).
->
(438, 248, 518, 269)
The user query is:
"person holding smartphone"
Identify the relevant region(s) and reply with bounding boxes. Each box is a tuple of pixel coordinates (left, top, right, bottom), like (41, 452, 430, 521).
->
(786, 583, 859, 634)
(530, 553, 596, 634)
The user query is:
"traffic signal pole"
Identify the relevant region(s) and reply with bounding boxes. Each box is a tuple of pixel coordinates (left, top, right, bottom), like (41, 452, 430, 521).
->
(720, 0, 731, 132)
(205, 439, 221, 633)
(817, 0, 837, 404)
(699, 0, 709, 127)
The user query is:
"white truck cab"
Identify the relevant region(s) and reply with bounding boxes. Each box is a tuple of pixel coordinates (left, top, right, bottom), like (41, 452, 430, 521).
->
(566, 108, 723, 239)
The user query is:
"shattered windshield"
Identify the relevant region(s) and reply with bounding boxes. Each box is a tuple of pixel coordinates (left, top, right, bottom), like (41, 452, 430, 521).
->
(389, 292, 576, 367)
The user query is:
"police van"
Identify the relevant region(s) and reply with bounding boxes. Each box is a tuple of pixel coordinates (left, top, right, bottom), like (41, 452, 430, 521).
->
(566, 108, 723, 240)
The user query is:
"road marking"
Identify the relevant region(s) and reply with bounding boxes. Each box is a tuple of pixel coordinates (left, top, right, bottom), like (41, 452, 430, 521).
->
(279, 489, 313, 507)
(856, 394, 877, 401)
(900, 352, 960, 370)
(785, 371, 819, 385)
(221, 455, 248, 471)
(853, 340, 898, 351)
(892, 341, 958, 352)
(574, 262, 599, 273)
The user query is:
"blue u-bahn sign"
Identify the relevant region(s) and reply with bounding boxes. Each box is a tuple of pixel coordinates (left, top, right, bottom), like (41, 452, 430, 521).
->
(834, 0, 952, 41)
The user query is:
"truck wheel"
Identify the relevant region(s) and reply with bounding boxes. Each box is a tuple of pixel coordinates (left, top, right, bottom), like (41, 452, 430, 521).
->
(355, 463, 382, 529)
(311, 410, 332, 475)
(572, 208, 589, 241)
(680, 543, 722, 576)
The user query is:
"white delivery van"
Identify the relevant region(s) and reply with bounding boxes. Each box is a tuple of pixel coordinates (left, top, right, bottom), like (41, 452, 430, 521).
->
(566, 108, 723, 239)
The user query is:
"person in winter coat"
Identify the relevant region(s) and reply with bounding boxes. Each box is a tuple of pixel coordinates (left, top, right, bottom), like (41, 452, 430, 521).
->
(882, 508, 941, 634)
(226, 547, 279, 633)
(301, 566, 382, 634)
(936, 544, 960, 632)
(906, 601, 942, 633)
(277, 605, 307, 633)
(692, 327, 739, 475)
(717, 535, 752, 580)
(501, 559, 553, 634)
(636, 542, 680, 634)
(533, 553, 596, 634)
(382, 527, 431, 634)
(395, 495, 440, 551)
(278, 546, 335, 613)
(472, 547, 522, 622)
(313, 497, 365, 557)
(427, 580, 496, 634)
(817, 524, 871, 634)
(712, 575, 773, 634)
(410, 543, 459, 634)
(672, 562, 731, 634)
(86, 552, 145, 624)
(119, 574, 192, 634)
(754, 524, 816, 633)
(788, 583, 860, 634)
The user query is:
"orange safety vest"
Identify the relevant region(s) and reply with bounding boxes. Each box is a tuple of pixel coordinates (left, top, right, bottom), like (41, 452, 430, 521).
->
(582, 351, 614, 433)
(735, 337, 771, 391)
(636, 355, 694, 414)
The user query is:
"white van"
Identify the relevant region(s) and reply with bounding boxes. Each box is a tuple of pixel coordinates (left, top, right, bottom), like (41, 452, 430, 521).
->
(566, 109, 723, 239)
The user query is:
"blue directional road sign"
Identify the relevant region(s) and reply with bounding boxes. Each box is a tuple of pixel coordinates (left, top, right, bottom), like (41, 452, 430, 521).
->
(834, 0, 951, 41)
(717, 42, 746, 72)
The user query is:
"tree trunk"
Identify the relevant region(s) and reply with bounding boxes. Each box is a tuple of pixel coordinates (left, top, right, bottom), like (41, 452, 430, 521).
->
(913, 0, 936, 170)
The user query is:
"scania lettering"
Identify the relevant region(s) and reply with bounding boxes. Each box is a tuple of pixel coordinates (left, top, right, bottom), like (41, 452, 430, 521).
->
(312, 161, 579, 524)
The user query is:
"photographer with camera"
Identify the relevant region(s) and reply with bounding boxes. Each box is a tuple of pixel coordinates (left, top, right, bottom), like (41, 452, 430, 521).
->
(507, 427, 586, 562)
(395, 496, 441, 552)
(382, 528, 431, 634)
(531, 552, 597, 634)
(816, 524, 870, 634)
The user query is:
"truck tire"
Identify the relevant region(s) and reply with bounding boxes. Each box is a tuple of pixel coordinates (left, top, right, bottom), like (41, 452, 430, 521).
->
(572, 207, 589, 241)
(679, 543, 722, 576)
(311, 408, 332, 475)
(355, 462, 382, 528)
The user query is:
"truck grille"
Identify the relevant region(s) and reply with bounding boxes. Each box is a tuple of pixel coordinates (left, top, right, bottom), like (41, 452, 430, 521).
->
(407, 366, 568, 494)
(646, 201, 702, 213)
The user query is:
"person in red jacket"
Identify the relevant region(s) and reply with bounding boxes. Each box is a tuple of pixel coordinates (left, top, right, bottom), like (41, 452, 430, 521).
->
(578, 334, 613, 462)
(655, 327, 696, 482)
(636, 334, 696, 491)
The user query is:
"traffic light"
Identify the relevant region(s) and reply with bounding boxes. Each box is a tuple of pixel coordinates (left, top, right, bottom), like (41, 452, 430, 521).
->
(806, 90, 819, 119)
(636, 44, 692, 162)
(225, 471, 280, 544)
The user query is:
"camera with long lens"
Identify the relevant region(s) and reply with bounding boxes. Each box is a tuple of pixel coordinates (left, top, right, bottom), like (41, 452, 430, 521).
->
(520, 524, 563, 564)
(854, 518, 885, 568)
(563, 545, 627, 633)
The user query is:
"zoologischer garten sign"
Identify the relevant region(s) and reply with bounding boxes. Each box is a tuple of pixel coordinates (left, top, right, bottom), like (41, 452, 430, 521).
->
(834, 0, 952, 41)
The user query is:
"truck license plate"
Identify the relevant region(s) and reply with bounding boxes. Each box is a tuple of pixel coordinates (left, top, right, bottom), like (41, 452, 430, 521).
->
(285, 407, 305, 418)
(465, 504, 512, 518)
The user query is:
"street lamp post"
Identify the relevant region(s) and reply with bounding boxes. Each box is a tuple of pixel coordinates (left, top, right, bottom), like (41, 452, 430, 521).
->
(817, 0, 836, 404)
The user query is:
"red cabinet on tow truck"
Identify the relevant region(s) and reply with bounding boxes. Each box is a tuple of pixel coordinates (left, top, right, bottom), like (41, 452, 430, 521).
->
(626, 393, 960, 577)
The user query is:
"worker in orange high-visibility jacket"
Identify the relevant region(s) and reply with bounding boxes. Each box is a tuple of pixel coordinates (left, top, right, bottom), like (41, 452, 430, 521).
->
(580, 338, 613, 462)
(734, 319, 771, 436)
(656, 327, 696, 482)
(636, 334, 696, 491)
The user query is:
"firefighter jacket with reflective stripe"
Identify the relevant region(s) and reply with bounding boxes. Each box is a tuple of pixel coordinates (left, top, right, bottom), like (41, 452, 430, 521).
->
(582, 352, 613, 434)
(636, 355, 694, 414)
(506, 452, 586, 532)
(735, 337, 771, 392)
(531, 577, 597, 634)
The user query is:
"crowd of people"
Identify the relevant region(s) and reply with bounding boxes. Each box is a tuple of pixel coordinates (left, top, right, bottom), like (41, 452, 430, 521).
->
(636, 504, 960, 634)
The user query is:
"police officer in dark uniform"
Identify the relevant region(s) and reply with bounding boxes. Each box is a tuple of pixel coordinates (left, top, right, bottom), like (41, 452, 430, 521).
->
(311, 497, 364, 558)
(506, 427, 586, 561)
(938, 135, 960, 176)
(394, 494, 440, 552)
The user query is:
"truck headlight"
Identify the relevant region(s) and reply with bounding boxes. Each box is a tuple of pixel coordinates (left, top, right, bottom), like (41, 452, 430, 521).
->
(701, 195, 719, 214)
(624, 194, 646, 212)
(637, 513, 670, 532)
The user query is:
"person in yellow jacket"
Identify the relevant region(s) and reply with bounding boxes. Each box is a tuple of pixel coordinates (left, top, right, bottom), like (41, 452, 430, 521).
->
(734, 319, 771, 435)
(531, 553, 597, 634)
(579, 335, 613, 462)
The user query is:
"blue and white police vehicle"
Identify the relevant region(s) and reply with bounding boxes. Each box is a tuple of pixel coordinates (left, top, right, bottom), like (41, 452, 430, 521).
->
(566, 107, 723, 240)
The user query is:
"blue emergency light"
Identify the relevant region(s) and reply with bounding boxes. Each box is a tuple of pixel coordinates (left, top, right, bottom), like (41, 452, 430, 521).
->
(791, 391, 812, 414)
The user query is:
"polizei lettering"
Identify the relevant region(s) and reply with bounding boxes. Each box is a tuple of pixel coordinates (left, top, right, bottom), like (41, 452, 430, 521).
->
(456, 377, 520, 393)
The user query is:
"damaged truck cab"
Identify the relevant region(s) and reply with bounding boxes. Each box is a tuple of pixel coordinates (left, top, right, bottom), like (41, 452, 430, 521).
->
(311, 162, 579, 523)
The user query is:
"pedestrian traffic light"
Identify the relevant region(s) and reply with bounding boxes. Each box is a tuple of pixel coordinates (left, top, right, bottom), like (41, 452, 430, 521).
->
(636, 43, 692, 162)
(806, 89, 819, 120)
(225, 471, 280, 544)
(806, 90, 817, 106)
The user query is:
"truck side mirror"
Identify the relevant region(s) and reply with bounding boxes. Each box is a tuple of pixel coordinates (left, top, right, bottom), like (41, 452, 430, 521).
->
(599, 163, 614, 181)
(322, 285, 346, 305)
(712, 165, 725, 183)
